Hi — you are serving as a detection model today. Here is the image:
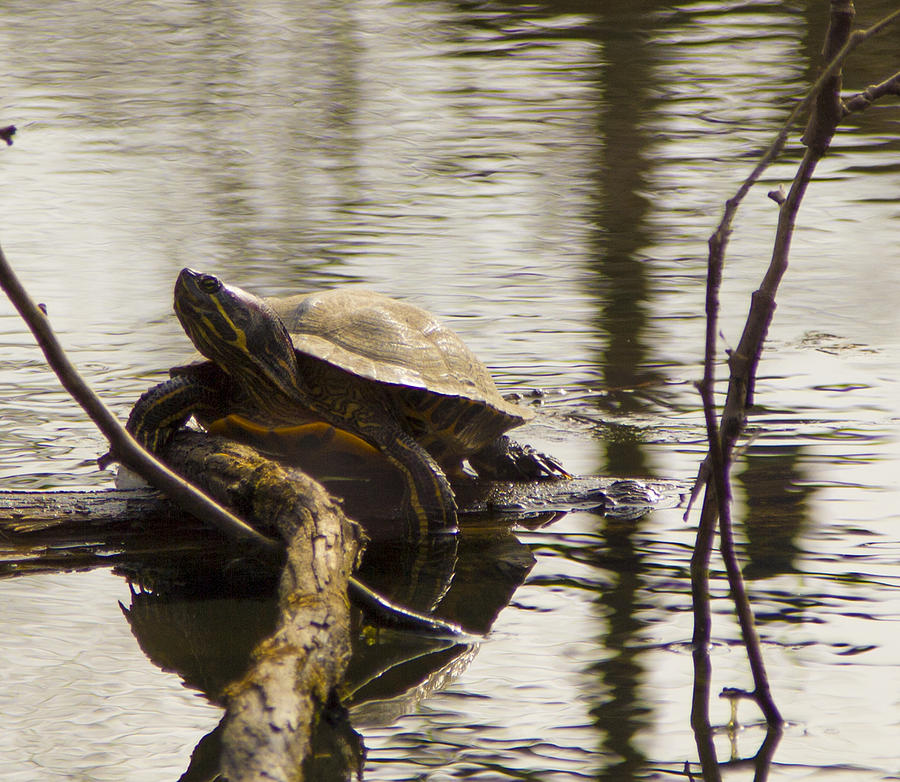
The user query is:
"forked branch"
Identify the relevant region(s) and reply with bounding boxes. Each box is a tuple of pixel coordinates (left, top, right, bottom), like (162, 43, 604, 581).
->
(690, 0, 899, 774)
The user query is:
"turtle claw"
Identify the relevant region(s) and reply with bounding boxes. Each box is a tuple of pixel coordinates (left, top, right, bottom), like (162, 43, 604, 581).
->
(468, 436, 569, 482)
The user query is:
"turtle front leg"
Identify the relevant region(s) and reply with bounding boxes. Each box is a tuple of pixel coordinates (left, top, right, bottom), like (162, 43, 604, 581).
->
(100, 375, 205, 469)
(468, 435, 570, 482)
(125, 375, 209, 453)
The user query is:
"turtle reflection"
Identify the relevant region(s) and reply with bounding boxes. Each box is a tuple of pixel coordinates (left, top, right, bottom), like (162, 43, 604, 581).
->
(122, 521, 534, 776)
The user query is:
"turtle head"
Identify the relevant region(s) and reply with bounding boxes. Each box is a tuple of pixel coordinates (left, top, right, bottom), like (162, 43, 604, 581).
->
(174, 269, 300, 400)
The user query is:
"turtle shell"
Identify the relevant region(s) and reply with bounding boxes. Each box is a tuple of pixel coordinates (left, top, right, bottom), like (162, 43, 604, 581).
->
(266, 288, 532, 424)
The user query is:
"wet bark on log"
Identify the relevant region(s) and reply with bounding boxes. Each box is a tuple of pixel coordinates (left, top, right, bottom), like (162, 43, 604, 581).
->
(141, 430, 365, 781)
(167, 431, 365, 781)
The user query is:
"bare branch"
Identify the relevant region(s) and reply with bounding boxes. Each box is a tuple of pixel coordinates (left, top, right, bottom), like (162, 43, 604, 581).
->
(842, 71, 900, 116)
(688, 0, 900, 750)
(700, 4, 898, 275)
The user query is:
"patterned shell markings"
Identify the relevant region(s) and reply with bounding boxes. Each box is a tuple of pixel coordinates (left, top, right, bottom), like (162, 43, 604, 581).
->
(268, 288, 531, 422)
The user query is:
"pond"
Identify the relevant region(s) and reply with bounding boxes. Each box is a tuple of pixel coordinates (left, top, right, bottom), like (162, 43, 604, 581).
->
(1, 0, 898, 779)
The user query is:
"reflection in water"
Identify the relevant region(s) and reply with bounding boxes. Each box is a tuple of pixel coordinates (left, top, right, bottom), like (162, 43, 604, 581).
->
(588, 0, 667, 468)
(578, 3, 666, 778)
(123, 589, 278, 705)
(737, 445, 813, 580)
(588, 517, 649, 781)
(121, 522, 533, 777)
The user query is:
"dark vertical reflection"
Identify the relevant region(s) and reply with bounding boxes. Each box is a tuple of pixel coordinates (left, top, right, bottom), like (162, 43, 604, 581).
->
(441, 0, 666, 772)
(587, 0, 667, 481)
(521, 1, 669, 778)
(589, 4, 667, 778)
(587, 515, 650, 780)
(737, 446, 812, 581)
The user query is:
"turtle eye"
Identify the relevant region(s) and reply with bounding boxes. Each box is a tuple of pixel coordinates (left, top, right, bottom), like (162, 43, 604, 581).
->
(198, 275, 221, 294)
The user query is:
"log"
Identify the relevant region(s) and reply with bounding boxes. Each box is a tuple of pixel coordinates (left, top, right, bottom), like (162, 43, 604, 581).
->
(0, 471, 683, 582)
(0, 469, 680, 561)
(162, 432, 364, 781)
(134, 430, 366, 782)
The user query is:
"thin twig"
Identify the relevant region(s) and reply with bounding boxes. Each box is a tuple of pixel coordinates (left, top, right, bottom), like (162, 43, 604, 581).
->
(683, 6, 899, 523)
(0, 242, 279, 550)
(842, 70, 900, 116)
(693, 0, 899, 738)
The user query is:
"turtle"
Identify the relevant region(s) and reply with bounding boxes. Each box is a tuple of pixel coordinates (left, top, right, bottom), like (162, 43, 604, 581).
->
(125, 268, 567, 536)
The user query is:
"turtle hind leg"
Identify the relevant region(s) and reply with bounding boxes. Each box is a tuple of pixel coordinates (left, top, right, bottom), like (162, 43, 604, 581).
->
(376, 427, 459, 538)
(351, 411, 458, 536)
(468, 436, 570, 481)
(298, 360, 458, 536)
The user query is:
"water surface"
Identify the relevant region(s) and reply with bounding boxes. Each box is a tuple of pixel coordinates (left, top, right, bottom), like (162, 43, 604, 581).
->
(1, 1, 898, 779)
